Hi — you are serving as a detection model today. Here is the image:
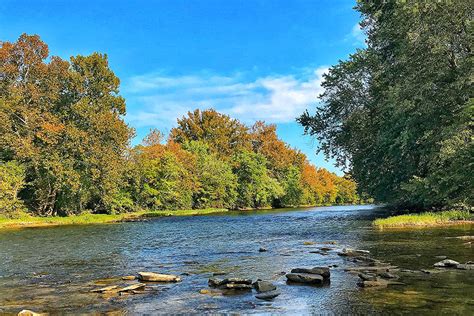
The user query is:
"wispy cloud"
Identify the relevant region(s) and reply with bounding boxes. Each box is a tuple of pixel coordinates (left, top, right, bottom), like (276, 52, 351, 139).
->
(124, 67, 328, 128)
(347, 23, 366, 46)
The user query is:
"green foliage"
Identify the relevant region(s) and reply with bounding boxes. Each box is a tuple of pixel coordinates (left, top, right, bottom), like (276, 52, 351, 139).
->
(184, 141, 237, 209)
(233, 150, 283, 208)
(280, 166, 303, 207)
(299, 1, 473, 209)
(0, 161, 26, 217)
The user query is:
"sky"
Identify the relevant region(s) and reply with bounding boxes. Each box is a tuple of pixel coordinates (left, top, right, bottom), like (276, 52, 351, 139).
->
(0, 0, 365, 174)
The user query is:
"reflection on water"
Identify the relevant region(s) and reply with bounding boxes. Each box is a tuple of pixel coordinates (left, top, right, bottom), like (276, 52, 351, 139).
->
(0, 205, 472, 314)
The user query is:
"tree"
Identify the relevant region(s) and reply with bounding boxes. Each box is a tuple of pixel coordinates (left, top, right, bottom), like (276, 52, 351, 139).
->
(0, 161, 26, 217)
(280, 166, 304, 207)
(299, 1, 473, 209)
(233, 150, 283, 209)
(170, 109, 252, 159)
(184, 141, 237, 209)
(0, 34, 133, 215)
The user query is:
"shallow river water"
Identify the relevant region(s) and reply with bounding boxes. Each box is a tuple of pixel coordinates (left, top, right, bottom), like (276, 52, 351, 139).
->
(0, 205, 473, 315)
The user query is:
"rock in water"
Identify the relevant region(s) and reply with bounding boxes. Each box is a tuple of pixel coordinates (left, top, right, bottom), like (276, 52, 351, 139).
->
(433, 259, 460, 268)
(254, 280, 277, 293)
(255, 290, 281, 300)
(221, 277, 252, 285)
(456, 263, 474, 270)
(286, 273, 324, 284)
(357, 280, 388, 288)
(122, 275, 136, 280)
(358, 273, 377, 281)
(117, 283, 146, 292)
(291, 267, 330, 279)
(18, 310, 42, 316)
(138, 272, 181, 282)
(222, 283, 253, 290)
(90, 285, 119, 293)
(208, 278, 225, 287)
(259, 247, 267, 252)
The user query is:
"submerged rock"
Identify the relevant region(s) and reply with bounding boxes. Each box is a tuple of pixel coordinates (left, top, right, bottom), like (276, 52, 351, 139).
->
(456, 263, 474, 270)
(433, 259, 460, 268)
(286, 273, 324, 284)
(222, 283, 253, 290)
(117, 283, 146, 292)
(255, 289, 281, 300)
(122, 275, 136, 280)
(138, 272, 181, 282)
(254, 280, 277, 293)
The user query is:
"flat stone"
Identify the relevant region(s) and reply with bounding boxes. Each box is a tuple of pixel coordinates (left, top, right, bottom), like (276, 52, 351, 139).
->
(255, 289, 281, 300)
(290, 267, 330, 279)
(433, 259, 459, 268)
(90, 285, 119, 293)
(379, 272, 398, 279)
(358, 273, 377, 281)
(222, 283, 253, 290)
(138, 272, 181, 282)
(18, 310, 43, 316)
(357, 280, 388, 288)
(117, 283, 146, 292)
(122, 275, 136, 280)
(338, 248, 370, 257)
(254, 280, 277, 293)
(221, 277, 252, 285)
(286, 273, 324, 284)
(435, 256, 447, 260)
(456, 263, 474, 270)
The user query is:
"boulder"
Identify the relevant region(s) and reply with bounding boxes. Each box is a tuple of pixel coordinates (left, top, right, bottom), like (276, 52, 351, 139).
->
(433, 259, 459, 268)
(254, 280, 277, 293)
(286, 273, 324, 284)
(255, 290, 281, 300)
(290, 267, 330, 279)
(138, 272, 181, 282)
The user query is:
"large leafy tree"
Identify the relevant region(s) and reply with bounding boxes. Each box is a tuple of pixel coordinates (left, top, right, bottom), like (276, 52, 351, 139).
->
(299, 1, 473, 209)
(0, 34, 133, 215)
(170, 109, 252, 159)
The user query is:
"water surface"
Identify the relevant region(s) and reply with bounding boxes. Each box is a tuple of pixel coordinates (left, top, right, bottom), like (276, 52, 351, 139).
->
(0, 205, 472, 314)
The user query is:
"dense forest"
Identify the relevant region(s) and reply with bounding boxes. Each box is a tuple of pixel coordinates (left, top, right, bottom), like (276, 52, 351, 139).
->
(299, 1, 473, 211)
(0, 34, 360, 217)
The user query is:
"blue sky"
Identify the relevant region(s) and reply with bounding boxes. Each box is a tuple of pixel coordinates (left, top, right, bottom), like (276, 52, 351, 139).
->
(0, 0, 364, 174)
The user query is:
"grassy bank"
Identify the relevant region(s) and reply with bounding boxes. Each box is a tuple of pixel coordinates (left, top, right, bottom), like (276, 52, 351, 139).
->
(0, 208, 228, 229)
(373, 210, 473, 229)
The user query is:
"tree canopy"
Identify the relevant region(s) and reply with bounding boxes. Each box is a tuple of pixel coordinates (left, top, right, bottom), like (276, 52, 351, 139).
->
(298, 0, 473, 210)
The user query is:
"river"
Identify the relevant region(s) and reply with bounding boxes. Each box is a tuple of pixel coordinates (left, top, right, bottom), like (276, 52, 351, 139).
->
(0, 205, 473, 314)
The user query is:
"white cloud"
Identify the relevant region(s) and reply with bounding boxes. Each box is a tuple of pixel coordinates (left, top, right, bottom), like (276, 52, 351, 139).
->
(123, 67, 328, 129)
(348, 23, 366, 46)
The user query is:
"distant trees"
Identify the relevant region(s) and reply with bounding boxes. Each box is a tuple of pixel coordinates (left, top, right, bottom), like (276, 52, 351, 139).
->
(298, 1, 472, 210)
(0, 34, 361, 217)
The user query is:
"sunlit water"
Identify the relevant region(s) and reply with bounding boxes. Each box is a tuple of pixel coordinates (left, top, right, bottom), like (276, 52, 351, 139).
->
(0, 205, 473, 314)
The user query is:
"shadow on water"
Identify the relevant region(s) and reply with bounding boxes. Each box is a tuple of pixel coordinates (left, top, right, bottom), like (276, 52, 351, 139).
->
(0, 205, 472, 314)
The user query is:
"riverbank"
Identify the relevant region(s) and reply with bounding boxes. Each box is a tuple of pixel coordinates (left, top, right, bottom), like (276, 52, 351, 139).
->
(373, 210, 473, 229)
(0, 209, 228, 229)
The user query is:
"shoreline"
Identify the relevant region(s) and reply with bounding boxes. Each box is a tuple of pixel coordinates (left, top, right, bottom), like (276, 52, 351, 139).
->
(0, 203, 372, 230)
(373, 210, 473, 229)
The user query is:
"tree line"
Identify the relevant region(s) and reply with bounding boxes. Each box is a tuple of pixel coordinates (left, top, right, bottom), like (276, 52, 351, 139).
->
(0, 34, 361, 217)
(299, 0, 472, 210)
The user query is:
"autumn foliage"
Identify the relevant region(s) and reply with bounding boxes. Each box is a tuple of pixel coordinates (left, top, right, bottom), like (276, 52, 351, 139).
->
(0, 34, 361, 217)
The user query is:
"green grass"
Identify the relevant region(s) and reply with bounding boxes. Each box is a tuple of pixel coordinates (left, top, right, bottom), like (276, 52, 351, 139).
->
(0, 208, 228, 229)
(373, 210, 473, 229)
